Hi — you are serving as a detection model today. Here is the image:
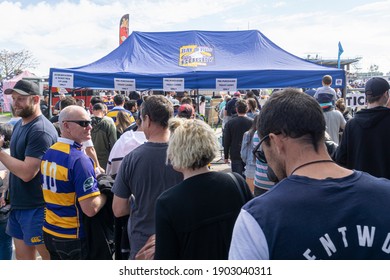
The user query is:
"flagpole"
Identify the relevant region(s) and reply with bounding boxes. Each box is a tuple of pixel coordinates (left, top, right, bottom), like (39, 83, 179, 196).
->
(337, 41, 344, 69)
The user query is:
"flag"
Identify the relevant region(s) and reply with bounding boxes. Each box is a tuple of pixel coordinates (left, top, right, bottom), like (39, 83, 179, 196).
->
(119, 14, 129, 45)
(338, 41, 344, 56)
(337, 41, 344, 69)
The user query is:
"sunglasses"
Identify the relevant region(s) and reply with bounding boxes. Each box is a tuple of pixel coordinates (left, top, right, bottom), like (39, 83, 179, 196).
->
(252, 134, 269, 163)
(63, 120, 92, 127)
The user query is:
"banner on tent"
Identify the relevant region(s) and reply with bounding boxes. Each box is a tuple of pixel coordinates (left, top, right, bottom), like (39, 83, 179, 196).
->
(335, 79, 343, 86)
(119, 14, 129, 45)
(179, 45, 215, 67)
(114, 78, 136, 91)
(216, 79, 237, 92)
(163, 78, 184, 92)
(52, 72, 74, 88)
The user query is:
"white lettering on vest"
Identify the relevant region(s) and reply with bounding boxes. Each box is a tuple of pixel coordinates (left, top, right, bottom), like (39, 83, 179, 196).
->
(320, 233, 337, 257)
(357, 225, 375, 247)
(382, 233, 390, 253)
(303, 249, 316, 260)
(338, 226, 348, 248)
(303, 225, 389, 258)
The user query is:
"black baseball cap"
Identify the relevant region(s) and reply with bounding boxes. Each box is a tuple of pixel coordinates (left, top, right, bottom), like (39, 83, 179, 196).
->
(365, 77, 390, 97)
(4, 80, 41, 96)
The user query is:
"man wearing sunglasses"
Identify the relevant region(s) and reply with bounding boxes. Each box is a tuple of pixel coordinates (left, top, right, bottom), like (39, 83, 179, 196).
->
(40, 105, 107, 259)
(230, 88, 390, 260)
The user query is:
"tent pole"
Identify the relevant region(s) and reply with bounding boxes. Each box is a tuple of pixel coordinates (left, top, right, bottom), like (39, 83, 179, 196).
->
(342, 70, 347, 99)
(196, 89, 199, 113)
(84, 89, 87, 108)
(48, 86, 52, 119)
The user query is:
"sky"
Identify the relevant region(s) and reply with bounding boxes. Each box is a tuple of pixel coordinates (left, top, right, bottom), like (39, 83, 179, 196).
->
(0, 0, 389, 77)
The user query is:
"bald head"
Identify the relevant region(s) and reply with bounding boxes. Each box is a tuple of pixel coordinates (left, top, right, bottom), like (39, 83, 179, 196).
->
(58, 105, 91, 142)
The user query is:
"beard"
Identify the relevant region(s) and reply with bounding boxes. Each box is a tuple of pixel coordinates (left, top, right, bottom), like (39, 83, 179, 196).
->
(271, 163, 288, 182)
(265, 148, 288, 181)
(16, 102, 35, 118)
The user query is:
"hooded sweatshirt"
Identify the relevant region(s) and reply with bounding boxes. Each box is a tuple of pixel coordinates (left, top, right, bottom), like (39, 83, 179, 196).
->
(91, 116, 117, 170)
(335, 106, 390, 179)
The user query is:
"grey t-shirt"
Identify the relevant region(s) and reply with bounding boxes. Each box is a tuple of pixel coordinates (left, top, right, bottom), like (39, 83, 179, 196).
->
(10, 115, 58, 209)
(112, 141, 183, 259)
(323, 109, 346, 145)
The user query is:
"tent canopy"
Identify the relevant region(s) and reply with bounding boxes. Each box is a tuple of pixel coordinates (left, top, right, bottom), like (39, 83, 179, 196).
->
(3, 70, 38, 87)
(2, 70, 38, 111)
(49, 30, 345, 90)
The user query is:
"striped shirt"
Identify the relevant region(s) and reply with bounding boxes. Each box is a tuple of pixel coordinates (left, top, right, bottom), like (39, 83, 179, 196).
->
(106, 107, 135, 125)
(41, 138, 100, 239)
(253, 131, 275, 190)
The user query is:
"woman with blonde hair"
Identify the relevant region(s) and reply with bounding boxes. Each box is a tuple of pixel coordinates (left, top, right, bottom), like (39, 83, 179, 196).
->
(335, 98, 352, 122)
(116, 110, 133, 138)
(154, 118, 252, 260)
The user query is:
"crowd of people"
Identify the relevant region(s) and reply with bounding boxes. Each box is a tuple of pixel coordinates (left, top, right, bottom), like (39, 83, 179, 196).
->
(0, 74, 390, 260)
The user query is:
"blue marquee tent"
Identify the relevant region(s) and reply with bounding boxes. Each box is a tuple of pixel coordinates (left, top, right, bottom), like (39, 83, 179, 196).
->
(49, 30, 345, 90)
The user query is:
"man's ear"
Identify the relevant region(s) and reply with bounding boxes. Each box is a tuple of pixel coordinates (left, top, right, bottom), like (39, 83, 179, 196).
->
(386, 91, 390, 108)
(143, 114, 151, 127)
(269, 133, 285, 156)
(33, 95, 41, 104)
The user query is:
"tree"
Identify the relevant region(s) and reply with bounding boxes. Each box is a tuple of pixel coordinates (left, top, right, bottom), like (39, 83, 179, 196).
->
(368, 64, 383, 77)
(0, 49, 39, 79)
(369, 64, 379, 73)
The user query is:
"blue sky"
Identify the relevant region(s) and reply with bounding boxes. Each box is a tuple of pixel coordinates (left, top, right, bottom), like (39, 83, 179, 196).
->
(1, 0, 389, 77)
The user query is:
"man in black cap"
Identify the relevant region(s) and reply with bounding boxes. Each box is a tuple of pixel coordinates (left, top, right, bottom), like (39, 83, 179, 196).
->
(0, 80, 58, 259)
(336, 77, 390, 179)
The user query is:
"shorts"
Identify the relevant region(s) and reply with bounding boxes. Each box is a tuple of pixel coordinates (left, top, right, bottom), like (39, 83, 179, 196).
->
(6, 208, 45, 246)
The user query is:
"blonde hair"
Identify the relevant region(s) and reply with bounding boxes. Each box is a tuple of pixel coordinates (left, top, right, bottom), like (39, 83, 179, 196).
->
(335, 98, 346, 112)
(116, 110, 132, 134)
(246, 98, 258, 112)
(167, 118, 219, 170)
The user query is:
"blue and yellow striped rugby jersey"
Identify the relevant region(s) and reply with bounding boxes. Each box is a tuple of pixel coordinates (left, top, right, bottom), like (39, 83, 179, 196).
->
(106, 107, 135, 125)
(41, 138, 100, 239)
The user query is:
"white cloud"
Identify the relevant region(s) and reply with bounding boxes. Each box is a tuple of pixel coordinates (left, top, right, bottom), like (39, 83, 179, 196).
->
(272, 2, 287, 8)
(0, 0, 245, 75)
(349, 0, 390, 13)
(0, 0, 390, 76)
(231, 1, 390, 73)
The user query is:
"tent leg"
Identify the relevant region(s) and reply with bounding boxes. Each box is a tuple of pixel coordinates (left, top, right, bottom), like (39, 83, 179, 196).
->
(48, 87, 52, 119)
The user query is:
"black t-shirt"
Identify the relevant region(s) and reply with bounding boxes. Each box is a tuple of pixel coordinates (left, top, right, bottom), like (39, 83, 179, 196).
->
(155, 171, 252, 260)
(223, 116, 253, 160)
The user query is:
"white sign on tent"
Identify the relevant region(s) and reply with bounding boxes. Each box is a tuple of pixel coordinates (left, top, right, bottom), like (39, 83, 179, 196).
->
(52, 72, 74, 88)
(163, 78, 184, 92)
(216, 78, 237, 92)
(114, 78, 136, 91)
